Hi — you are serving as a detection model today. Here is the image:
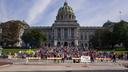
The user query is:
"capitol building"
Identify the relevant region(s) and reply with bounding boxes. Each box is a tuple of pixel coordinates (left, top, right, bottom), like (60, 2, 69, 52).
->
(0, 1, 103, 48)
(32, 1, 101, 48)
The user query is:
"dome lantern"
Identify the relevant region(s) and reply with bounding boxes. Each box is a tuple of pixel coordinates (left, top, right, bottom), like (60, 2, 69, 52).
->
(64, 1, 68, 6)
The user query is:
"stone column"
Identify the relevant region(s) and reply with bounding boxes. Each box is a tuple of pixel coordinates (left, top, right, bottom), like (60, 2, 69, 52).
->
(75, 40, 78, 47)
(54, 40, 57, 47)
(86, 32, 89, 49)
(86, 32, 89, 41)
(54, 28, 57, 47)
(61, 28, 64, 40)
(76, 27, 79, 47)
(61, 41, 63, 47)
(74, 28, 76, 40)
(67, 28, 69, 39)
(68, 28, 71, 40)
(54, 28, 57, 40)
(63, 28, 64, 40)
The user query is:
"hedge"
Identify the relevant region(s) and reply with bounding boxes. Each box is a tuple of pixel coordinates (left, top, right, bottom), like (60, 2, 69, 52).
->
(2, 48, 36, 55)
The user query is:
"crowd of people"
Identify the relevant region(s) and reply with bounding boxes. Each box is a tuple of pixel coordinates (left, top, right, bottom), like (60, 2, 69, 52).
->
(13, 47, 128, 63)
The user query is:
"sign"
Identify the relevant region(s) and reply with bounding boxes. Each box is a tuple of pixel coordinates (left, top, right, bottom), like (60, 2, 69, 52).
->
(81, 56, 91, 63)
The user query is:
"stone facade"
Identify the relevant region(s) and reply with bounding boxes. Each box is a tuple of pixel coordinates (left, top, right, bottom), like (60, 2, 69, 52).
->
(32, 2, 102, 48)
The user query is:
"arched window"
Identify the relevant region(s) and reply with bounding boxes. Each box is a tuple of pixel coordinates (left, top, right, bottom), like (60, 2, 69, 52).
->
(64, 42, 68, 47)
(71, 42, 75, 47)
(57, 42, 61, 47)
(61, 15, 63, 20)
(69, 14, 72, 19)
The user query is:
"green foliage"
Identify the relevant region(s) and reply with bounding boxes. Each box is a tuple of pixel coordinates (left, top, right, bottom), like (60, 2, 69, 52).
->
(90, 20, 128, 50)
(1, 20, 29, 47)
(22, 28, 47, 48)
(97, 50, 128, 55)
(113, 21, 128, 49)
(97, 48, 128, 52)
(113, 21, 128, 43)
(89, 29, 113, 49)
(115, 48, 127, 51)
(2, 48, 36, 55)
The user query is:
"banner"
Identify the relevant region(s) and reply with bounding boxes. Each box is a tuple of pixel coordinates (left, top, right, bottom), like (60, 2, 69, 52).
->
(81, 56, 91, 63)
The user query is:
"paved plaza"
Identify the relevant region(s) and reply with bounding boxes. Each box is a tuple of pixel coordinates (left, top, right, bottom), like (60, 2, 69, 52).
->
(0, 60, 128, 72)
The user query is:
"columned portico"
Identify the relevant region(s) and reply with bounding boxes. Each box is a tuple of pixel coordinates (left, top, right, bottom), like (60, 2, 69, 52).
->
(52, 1, 79, 47)
(53, 27, 79, 47)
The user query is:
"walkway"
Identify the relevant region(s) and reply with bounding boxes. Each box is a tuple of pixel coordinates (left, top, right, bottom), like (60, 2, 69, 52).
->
(0, 62, 128, 72)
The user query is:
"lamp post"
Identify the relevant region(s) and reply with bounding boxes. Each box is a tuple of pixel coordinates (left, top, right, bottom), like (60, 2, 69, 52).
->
(0, 47, 2, 56)
(0, 28, 2, 56)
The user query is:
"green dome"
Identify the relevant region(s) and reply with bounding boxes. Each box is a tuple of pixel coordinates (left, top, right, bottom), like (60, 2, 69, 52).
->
(56, 2, 76, 21)
(58, 2, 74, 15)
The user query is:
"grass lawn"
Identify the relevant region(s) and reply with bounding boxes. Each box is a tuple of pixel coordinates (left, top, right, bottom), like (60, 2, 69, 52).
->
(2, 48, 37, 55)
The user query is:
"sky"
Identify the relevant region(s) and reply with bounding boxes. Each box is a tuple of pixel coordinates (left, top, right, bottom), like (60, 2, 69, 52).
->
(0, 0, 128, 26)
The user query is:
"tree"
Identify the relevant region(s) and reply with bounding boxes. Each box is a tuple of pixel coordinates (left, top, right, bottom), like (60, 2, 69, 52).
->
(90, 20, 128, 50)
(89, 29, 113, 49)
(22, 28, 47, 48)
(1, 20, 28, 47)
(113, 20, 128, 49)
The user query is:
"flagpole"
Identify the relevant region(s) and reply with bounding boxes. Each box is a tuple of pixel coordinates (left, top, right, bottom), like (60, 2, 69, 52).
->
(119, 11, 122, 21)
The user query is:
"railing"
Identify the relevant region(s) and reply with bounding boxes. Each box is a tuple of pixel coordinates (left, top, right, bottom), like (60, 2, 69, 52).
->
(9, 57, 113, 65)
